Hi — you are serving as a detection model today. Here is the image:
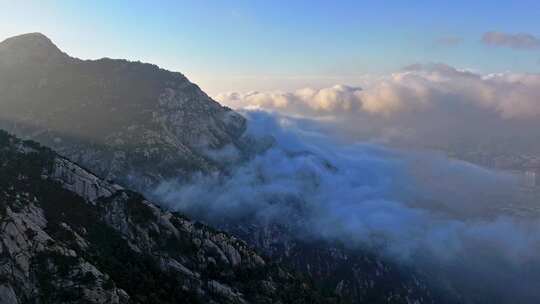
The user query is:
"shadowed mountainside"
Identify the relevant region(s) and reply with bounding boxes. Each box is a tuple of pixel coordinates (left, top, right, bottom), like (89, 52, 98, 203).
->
(0, 33, 247, 190)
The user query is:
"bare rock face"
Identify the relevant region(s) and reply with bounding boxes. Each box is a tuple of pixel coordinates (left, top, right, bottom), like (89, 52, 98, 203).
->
(0, 33, 247, 190)
(0, 130, 331, 303)
(51, 157, 121, 202)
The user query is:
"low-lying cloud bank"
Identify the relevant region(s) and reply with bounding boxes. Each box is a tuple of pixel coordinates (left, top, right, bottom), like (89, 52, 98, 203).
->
(155, 110, 540, 303)
(216, 64, 540, 118)
(216, 64, 540, 151)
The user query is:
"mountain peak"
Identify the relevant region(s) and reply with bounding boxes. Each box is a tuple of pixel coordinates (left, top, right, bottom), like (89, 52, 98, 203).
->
(0, 32, 68, 65)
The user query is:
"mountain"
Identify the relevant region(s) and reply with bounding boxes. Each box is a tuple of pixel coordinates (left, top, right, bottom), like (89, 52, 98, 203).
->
(0, 33, 440, 303)
(0, 33, 247, 190)
(0, 129, 332, 303)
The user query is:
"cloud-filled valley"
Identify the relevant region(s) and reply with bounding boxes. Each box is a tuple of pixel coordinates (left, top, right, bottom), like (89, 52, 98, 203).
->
(154, 108, 540, 303)
(4, 30, 540, 302)
(152, 64, 540, 302)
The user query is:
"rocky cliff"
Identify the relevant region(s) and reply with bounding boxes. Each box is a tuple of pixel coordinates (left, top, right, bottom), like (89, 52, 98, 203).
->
(0, 129, 331, 303)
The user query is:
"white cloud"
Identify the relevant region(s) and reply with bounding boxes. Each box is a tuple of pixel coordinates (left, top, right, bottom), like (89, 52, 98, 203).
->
(215, 64, 540, 150)
(215, 84, 364, 115)
(434, 36, 463, 47)
(217, 64, 540, 120)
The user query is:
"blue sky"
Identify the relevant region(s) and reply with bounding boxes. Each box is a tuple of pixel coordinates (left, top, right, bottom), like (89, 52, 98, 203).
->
(1, 0, 539, 94)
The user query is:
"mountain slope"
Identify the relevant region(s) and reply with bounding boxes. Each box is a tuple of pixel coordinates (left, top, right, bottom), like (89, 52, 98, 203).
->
(0, 129, 332, 304)
(0, 33, 246, 190)
(0, 33, 445, 304)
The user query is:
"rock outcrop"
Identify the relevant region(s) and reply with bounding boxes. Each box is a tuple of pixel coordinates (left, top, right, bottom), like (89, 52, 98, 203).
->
(0, 130, 331, 303)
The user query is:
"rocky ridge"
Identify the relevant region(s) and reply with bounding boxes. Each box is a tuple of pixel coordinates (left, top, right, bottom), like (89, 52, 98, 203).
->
(0, 129, 331, 303)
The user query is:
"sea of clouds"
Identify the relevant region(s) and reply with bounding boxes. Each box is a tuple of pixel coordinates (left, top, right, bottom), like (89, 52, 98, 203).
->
(155, 64, 540, 303)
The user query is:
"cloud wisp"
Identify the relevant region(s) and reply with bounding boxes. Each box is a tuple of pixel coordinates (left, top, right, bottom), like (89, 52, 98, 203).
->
(482, 31, 540, 50)
(434, 36, 463, 47)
